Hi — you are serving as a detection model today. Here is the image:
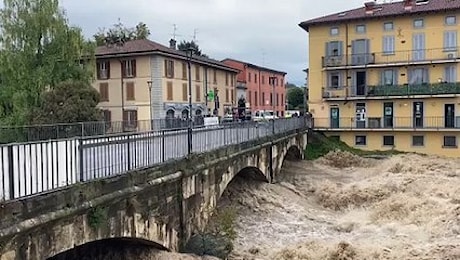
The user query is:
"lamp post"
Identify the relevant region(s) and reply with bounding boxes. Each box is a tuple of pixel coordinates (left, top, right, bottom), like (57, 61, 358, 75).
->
(147, 80, 153, 130)
(186, 47, 195, 155)
(269, 76, 277, 117)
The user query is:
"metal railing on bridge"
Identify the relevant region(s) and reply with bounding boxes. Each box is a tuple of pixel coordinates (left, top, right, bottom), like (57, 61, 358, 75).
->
(0, 117, 311, 202)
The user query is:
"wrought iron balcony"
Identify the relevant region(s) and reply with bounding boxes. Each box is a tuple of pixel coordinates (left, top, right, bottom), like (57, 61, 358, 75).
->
(368, 82, 460, 97)
(313, 116, 460, 130)
(322, 82, 460, 100)
(322, 48, 459, 68)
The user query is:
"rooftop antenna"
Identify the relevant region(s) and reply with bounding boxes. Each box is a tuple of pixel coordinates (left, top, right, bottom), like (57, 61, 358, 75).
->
(192, 28, 198, 43)
(261, 49, 266, 66)
(173, 24, 178, 40)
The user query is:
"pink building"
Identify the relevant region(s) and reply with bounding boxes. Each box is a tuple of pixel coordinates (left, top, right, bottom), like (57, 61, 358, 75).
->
(222, 59, 287, 117)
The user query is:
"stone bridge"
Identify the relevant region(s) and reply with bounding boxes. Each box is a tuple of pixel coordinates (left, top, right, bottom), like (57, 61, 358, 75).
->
(0, 129, 308, 260)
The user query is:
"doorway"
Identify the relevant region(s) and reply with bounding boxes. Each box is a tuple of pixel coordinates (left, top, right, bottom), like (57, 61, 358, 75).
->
(445, 104, 455, 128)
(355, 103, 366, 128)
(383, 102, 394, 128)
(413, 102, 424, 128)
(356, 71, 367, 96)
(330, 107, 340, 128)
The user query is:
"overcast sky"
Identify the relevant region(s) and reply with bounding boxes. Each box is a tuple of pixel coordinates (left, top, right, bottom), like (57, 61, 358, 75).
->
(60, 0, 369, 86)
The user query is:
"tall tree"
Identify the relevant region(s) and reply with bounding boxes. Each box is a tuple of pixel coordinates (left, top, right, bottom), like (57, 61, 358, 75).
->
(30, 80, 101, 124)
(287, 87, 305, 110)
(0, 0, 95, 125)
(177, 40, 208, 58)
(94, 20, 151, 47)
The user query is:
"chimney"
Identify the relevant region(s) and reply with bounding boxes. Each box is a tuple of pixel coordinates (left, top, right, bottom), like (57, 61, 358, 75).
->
(364, 1, 376, 14)
(404, 0, 413, 10)
(169, 39, 177, 50)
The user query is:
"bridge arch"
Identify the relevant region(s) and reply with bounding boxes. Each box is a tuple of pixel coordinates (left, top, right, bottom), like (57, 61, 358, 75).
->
(47, 237, 169, 260)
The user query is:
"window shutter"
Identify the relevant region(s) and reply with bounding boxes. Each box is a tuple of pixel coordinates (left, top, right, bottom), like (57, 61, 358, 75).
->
(196, 85, 201, 102)
(338, 41, 343, 56)
(123, 110, 128, 122)
(182, 62, 187, 79)
(126, 82, 135, 100)
(167, 82, 173, 100)
(121, 61, 126, 78)
(132, 60, 136, 77)
(182, 83, 188, 101)
(164, 60, 168, 77)
(393, 69, 398, 85)
(133, 111, 138, 128)
(99, 83, 109, 101)
(106, 62, 111, 79)
(96, 62, 101, 79)
(325, 42, 330, 56)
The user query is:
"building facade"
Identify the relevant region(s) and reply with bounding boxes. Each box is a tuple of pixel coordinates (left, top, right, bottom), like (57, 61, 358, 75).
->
(93, 39, 239, 127)
(299, 0, 460, 157)
(222, 59, 287, 117)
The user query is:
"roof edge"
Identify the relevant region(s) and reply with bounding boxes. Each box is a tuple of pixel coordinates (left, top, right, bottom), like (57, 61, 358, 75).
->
(222, 58, 287, 75)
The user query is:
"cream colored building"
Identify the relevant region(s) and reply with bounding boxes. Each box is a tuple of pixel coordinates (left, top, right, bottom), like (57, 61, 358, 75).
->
(93, 39, 238, 127)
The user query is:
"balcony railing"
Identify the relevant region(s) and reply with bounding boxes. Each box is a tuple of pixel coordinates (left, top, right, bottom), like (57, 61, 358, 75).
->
(322, 48, 459, 68)
(313, 116, 460, 130)
(322, 82, 460, 99)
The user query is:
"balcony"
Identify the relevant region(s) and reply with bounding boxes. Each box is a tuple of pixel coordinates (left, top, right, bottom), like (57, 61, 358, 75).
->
(323, 82, 460, 100)
(322, 48, 459, 69)
(313, 116, 460, 131)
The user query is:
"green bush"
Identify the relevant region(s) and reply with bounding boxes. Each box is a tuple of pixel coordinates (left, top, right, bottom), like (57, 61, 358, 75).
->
(305, 132, 404, 160)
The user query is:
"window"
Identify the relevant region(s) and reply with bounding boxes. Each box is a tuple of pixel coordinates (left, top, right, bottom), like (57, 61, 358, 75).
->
(443, 31, 457, 51)
(445, 65, 457, 83)
(225, 88, 229, 102)
(355, 135, 367, 146)
(182, 83, 187, 101)
(196, 85, 201, 102)
(182, 62, 187, 79)
(330, 27, 339, 36)
(102, 110, 111, 122)
(281, 94, 284, 106)
(276, 94, 279, 106)
(383, 35, 395, 54)
(122, 59, 136, 78)
(254, 91, 258, 106)
(123, 110, 138, 128)
(412, 136, 424, 146)
(167, 82, 173, 101)
(262, 75, 265, 84)
(384, 22, 394, 31)
(356, 25, 366, 33)
(262, 92, 265, 105)
(383, 136, 394, 146)
(255, 74, 257, 83)
(446, 16, 456, 26)
(231, 89, 234, 103)
(326, 41, 343, 57)
(231, 75, 234, 86)
(164, 60, 174, 78)
(409, 67, 429, 84)
(381, 69, 397, 85)
(443, 136, 457, 147)
(414, 19, 424, 28)
(126, 82, 135, 101)
(213, 70, 217, 84)
(270, 93, 273, 105)
(195, 65, 200, 81)
(97, 61, 110, 79)
(99, 83, 109, 101)
(225, 73, 229, 85)
(328, 71, 342, 88)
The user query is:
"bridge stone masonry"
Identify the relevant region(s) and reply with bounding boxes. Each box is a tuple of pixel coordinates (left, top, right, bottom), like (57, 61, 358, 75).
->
(0, 118, 309, 260)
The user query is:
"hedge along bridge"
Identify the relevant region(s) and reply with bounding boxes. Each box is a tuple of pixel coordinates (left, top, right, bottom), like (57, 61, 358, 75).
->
(0, 117, 310, 260)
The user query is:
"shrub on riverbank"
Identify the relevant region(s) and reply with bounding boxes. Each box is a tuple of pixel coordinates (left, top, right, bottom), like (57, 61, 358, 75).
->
(305, 132, 403, 160)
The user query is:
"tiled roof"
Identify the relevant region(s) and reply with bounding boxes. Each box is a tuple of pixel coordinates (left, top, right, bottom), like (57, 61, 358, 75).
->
(95, 39, 239, 72)
(299, 0, 460, 31)
(221, 58, 287, 75)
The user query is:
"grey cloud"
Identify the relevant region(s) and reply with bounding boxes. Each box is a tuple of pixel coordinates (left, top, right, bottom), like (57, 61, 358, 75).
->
(60, 0, 367, 85)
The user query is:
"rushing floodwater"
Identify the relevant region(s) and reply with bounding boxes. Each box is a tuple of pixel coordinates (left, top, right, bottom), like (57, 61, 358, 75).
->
(54, 152, 460, 259)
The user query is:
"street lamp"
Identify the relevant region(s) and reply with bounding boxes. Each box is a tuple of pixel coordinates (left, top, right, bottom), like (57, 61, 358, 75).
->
(186, 47, 195, 155)
(147, 80, 153, 130)
(269, 76, 277, 118)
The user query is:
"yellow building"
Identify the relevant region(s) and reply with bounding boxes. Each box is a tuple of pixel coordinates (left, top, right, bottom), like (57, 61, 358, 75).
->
(93, 39, 238, 128)
(299, 0, 460, 157)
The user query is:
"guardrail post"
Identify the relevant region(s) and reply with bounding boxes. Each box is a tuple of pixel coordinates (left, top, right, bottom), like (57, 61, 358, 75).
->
(127, 134, 132, 171)
(162, 130, 165, 162)
(7, 145, 15, 200)
(78, 137, 84, 182)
